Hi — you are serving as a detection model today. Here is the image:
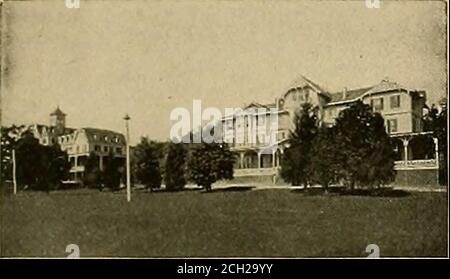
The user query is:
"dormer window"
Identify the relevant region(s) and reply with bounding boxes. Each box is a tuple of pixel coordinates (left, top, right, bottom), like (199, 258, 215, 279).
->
(93, 134, 98, 140)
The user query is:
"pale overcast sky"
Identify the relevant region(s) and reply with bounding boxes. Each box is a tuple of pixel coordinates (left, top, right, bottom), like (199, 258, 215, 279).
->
(1, 0, 447, 144)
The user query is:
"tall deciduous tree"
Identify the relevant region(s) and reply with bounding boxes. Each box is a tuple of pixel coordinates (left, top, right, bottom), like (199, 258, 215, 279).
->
(280, 103, 318, 187)
(132, 137, 162, 190)
(424, 100, 447, 185)
(310, 126, 340, 192)
(13, 131, 70, 191)
(334, 101, 396, 189)
(187, 142, 234, 191)
(103, 151, 123, 190)
(1, 125, 26, 181)
(83, 152, 103, 188)
(164, 142, 188, 191)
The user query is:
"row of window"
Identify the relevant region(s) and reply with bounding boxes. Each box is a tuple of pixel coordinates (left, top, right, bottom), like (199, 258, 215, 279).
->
(66, 144, 123, 154)
(94, 145, 123, 154)
(371, 95, 401, 111)
(92, 134, 122, 144)
(225, 116, 274, 129)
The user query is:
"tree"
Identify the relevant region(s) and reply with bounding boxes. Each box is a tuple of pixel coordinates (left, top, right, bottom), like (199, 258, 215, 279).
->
(132, 137, 162, 190)
(334, 101, 396, 189)
(103, 151, 123, 190)
(83, 152, 103, 188)
(187, 142, 234, 191)
(310, 126, 340, 192)
(1, 125, 27, 182)
(14, 131, 43, 189)
(164, 142, 188, 191)
(280, 103, 318, 187)
(13, 131, 70, 192)
(424, 101, 448, 185)
(435, 104, 447, 185)
(41, 144, 71, 190)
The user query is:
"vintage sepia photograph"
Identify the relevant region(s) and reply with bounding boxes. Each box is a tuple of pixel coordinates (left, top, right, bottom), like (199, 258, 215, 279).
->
(0, 0, 448, 261)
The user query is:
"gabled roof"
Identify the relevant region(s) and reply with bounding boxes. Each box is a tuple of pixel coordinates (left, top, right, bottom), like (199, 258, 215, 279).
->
(288, 75, 326, 93)
(243, 102, 276, 111)
(327, 79, 422, 105)
(363, 79, 409, 95)
(284, 75, 331, 99)
(243, 102, 269, 109)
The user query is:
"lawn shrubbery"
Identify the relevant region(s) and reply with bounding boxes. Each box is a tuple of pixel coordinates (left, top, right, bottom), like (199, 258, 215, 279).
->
(281, 101, 397, 191)
(164, 142, 188, 191)
(1, 128, 71, 192)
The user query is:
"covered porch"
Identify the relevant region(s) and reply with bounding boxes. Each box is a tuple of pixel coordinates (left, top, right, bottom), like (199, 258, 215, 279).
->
(233, 147, 283, 178)
(391, 132, 440, 186)
(391, 132, 439, 170)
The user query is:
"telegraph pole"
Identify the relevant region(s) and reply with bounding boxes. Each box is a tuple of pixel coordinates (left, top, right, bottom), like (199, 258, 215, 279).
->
(12, 148, 17, 195)
(124, 114, 131, 202)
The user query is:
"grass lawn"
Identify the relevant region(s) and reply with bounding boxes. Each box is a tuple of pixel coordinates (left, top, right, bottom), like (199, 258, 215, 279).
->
(1, 188, 447, 257)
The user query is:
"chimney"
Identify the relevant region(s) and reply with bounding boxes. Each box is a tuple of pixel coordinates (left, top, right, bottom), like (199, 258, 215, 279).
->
(343, 87, 348, 100)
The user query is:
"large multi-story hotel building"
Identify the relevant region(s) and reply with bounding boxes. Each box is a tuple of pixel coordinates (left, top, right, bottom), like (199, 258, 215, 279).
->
(29, 107, 126, 182)
(221, 76, 440, 186)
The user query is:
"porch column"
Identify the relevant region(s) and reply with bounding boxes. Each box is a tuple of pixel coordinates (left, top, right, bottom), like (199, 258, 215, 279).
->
(272, 150, 276, 168)
(74, 156, 78, 167)
(240, 152, 244, 169)
(433, 137, 439, 169)
(99, 156, 104, 171)
(402, 138, 409, 162)
(257, 152, 261, 169)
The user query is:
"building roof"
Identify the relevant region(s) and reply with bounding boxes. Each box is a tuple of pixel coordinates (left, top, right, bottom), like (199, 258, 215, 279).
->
(30, 124, 75, 135)
(329, 86, 373, 103)
(288, 75, 326, 93)
(50, 106, 66, 116)
(82, 127, 126, 145)
(327, 79, 422, 105)
(243, 102, 271, 110)
(284, 75, 332, 99)
(363, 79, 409, 95)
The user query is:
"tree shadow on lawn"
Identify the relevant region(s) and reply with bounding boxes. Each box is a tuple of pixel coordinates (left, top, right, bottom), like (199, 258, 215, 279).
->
(200, 186, 256, 193)
(147, 187, 204, 194)
(291, 186, 411, 198)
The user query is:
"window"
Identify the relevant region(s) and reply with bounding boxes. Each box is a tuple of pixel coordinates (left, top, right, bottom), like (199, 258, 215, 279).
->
(371, 97, 384, 111)
(103, 146, 109, 153)
(93, 134, 98, 140)
(116, 147, 122, 154)
(94, 145, 101, 152)
(76, 145, 80, 153)
(387, 119, 398, 133)
(390, 95, 400, 109)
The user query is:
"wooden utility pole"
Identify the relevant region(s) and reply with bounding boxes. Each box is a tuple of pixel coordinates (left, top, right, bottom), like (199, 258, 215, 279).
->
(124, 114, 131, 202)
